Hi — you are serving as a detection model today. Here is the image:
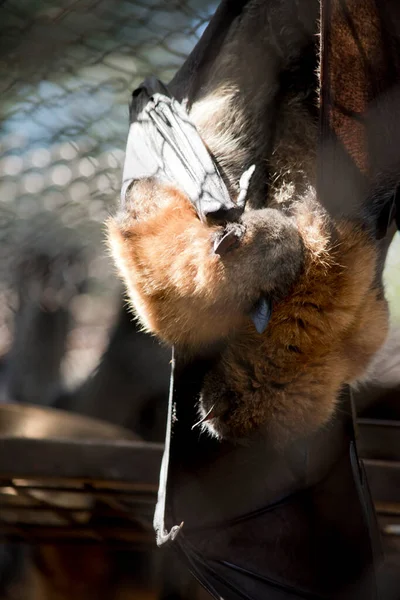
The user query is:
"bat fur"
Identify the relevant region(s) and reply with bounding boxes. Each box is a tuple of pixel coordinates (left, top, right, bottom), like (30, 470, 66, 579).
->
(108, 0, 390, 441)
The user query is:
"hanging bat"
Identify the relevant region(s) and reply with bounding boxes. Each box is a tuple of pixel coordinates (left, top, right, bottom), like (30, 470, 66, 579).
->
(109, 79, 303, 352)
(106, 0, 400, 598)
(107, 0, 393, 443)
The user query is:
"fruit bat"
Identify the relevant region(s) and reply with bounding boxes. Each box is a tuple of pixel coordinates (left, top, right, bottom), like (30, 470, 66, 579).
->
(108, 0, 394, 446)
(107, 0, 400, 598)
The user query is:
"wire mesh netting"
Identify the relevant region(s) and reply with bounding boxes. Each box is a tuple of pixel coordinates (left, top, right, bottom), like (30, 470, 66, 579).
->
(0, 0, 216, 386)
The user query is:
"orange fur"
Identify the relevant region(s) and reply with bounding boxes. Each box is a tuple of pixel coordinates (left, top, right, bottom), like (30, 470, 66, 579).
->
(108, 179, 302, 348)
(108, 182, 241, 347)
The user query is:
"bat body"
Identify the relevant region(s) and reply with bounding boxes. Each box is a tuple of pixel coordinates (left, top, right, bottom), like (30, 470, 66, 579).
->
(108, 0, 391, 442)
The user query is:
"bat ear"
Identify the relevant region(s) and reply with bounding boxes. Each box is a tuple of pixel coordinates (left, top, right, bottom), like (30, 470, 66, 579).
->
(318, 0, 400, 240)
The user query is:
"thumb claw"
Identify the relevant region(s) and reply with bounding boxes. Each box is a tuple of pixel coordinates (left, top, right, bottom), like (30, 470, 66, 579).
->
(236, 164, 256, 209)
(213, 224, 245, 256)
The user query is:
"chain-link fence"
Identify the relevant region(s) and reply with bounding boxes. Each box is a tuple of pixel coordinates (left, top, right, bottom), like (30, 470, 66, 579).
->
(0, 0, 216, 386)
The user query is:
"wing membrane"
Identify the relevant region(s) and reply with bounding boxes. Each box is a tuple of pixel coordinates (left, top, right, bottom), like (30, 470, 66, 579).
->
(319, 0, 400, 237)
(122, 78, 238, 223)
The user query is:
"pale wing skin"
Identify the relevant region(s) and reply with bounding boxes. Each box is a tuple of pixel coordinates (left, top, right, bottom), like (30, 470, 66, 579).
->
(121, 78, 239, 223)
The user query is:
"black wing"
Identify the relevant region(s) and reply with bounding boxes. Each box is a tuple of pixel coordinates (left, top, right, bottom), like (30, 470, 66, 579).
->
(318, 0, 400, 240)
(121, 77, 241, 224)
(156, 360, 380, 600)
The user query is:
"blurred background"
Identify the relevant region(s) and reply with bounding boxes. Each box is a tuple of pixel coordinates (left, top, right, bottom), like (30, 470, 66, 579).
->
(0, 2, 219, 598)
(385, 239, 400, 323)
(0, 0, 217, 393)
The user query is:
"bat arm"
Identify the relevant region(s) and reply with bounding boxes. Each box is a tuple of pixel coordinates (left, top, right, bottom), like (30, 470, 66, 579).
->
(236, 164, 256, 209)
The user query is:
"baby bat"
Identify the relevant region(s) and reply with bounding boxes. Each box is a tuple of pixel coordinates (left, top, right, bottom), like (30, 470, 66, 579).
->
(108, 0, 395, 443)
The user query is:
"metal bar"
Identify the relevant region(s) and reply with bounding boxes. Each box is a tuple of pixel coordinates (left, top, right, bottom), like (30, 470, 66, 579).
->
(357, 420, 400, 461)
(375, 502, 400, 516)
(0, 438, 164, 485)
(0, 480, 159, 496)
(363, 460, 400, 503)
(357, 419, 400, 428)
(0, 523, 155, 544)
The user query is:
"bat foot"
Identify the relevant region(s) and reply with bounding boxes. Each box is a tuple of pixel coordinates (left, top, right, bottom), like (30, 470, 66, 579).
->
(196, 386, 233, 440)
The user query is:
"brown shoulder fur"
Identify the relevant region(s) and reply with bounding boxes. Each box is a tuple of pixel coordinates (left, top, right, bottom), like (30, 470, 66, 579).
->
(200, 207, 388, 440)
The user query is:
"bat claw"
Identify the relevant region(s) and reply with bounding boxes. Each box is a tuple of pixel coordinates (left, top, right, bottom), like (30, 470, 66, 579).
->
(213, 223, 246, 256)
(250, 296, 272, 334)
(236, 164, 256, 210)
(192, 404, 216, 429)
